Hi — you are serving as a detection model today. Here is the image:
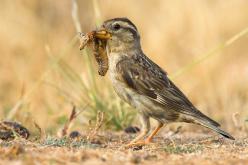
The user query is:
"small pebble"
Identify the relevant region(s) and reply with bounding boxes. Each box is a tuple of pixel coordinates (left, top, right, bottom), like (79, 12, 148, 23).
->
(132, 145, 143, 151)
(69, 131, 81, 139)
(124, 126, 140, 134)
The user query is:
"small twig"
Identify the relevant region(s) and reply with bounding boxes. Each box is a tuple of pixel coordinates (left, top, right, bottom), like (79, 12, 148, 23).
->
(167, 137, 176, 148)
(61, 106, 76, 136)
(33, 121, 46, 141)
(7, 83, 26, 120)
(20, 82, 26, 99)
(7, 100, 23, 120)
(61, 104, 86, 137)
(87, 111, 104, 141)
(61, 105, 76, 136)
(172, 126, 182, 136)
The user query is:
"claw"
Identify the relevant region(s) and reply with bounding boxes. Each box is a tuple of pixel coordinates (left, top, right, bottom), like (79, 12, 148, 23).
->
(125, 139, 152, 149)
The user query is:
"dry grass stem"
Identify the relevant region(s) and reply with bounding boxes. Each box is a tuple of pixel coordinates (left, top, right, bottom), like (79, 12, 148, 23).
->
(71, 0, 82, 33)
(33, 121, 46, 141)
(61, 105, 85, 137)
(87, 111, 104, 141)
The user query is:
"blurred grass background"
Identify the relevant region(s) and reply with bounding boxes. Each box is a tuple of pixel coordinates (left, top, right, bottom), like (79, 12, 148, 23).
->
(0, 0, 248, 135)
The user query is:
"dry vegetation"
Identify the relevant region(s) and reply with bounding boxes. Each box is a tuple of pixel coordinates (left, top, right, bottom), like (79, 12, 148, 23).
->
(0, 0, 248, 164)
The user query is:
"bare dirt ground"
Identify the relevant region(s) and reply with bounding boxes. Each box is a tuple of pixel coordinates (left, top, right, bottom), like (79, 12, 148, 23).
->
(0, 132, 247, 165)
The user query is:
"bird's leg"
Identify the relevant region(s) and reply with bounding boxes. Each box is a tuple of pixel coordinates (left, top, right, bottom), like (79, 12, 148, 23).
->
(126, 122, 163, 148)
(144, 122, 163, 143)
(125, 114, 150, 148)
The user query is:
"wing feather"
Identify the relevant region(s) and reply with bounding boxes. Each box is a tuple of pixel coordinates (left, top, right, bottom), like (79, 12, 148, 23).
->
(116, 54, 220, 127)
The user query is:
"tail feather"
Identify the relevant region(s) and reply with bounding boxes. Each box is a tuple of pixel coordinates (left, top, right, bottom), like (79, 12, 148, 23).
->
(201, 122, 235, 140)
(195, 111, 221, 127)
(195, 113, 235, 140)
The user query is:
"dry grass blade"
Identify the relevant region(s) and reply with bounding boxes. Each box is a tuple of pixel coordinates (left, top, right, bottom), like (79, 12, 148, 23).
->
(170, 27, 248, 79)
(61, 105, 86, 137)
(87, 111, 104, 141)
(71, 0, 82, 33)
(6, 100, 23, 120)
(92, 0, 102, 26)
(61, 106, 76, 137)
(33, 121, 46, 141)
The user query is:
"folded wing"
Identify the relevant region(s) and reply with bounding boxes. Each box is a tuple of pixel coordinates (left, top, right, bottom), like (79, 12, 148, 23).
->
(116, 54, 220, 127)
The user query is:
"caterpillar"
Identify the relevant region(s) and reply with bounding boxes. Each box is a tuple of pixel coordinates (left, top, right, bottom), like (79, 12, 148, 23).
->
(79, 32, 109, 76)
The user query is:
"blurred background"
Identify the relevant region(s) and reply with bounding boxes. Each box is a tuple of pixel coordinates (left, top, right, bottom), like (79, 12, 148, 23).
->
(0, 0, 248, 136)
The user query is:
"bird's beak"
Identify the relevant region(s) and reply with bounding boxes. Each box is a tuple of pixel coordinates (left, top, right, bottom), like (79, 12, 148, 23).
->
(94, 29, 111, 40)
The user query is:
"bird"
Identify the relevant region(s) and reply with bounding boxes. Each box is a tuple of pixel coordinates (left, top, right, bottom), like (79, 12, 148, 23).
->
(93, 17, 235, 147)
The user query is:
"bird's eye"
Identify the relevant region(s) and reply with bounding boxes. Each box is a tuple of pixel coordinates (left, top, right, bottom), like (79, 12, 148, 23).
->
(113, 23, 121, 30)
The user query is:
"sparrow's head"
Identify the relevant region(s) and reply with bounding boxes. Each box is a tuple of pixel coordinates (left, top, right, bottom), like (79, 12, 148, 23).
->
(95, 18, 141, 52)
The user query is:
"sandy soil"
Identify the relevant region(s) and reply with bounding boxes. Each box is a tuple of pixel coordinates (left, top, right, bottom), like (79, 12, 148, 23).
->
(0, 132, 247, 165)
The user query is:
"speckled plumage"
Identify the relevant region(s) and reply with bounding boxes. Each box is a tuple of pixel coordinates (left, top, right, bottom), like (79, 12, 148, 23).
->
(97, 18, 234, 145)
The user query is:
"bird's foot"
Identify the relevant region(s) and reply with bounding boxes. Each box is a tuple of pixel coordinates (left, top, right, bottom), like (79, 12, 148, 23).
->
(125, 139, 152, 149)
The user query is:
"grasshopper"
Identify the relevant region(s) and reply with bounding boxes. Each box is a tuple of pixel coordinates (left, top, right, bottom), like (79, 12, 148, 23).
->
(79, 31, 108, 76)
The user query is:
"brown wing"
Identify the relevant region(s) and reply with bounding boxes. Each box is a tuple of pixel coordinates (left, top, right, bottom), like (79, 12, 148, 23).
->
(116, 54, 220, 127)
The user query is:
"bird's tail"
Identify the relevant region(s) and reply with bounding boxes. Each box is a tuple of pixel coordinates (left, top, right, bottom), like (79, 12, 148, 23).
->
(193, 112, 235, 140)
